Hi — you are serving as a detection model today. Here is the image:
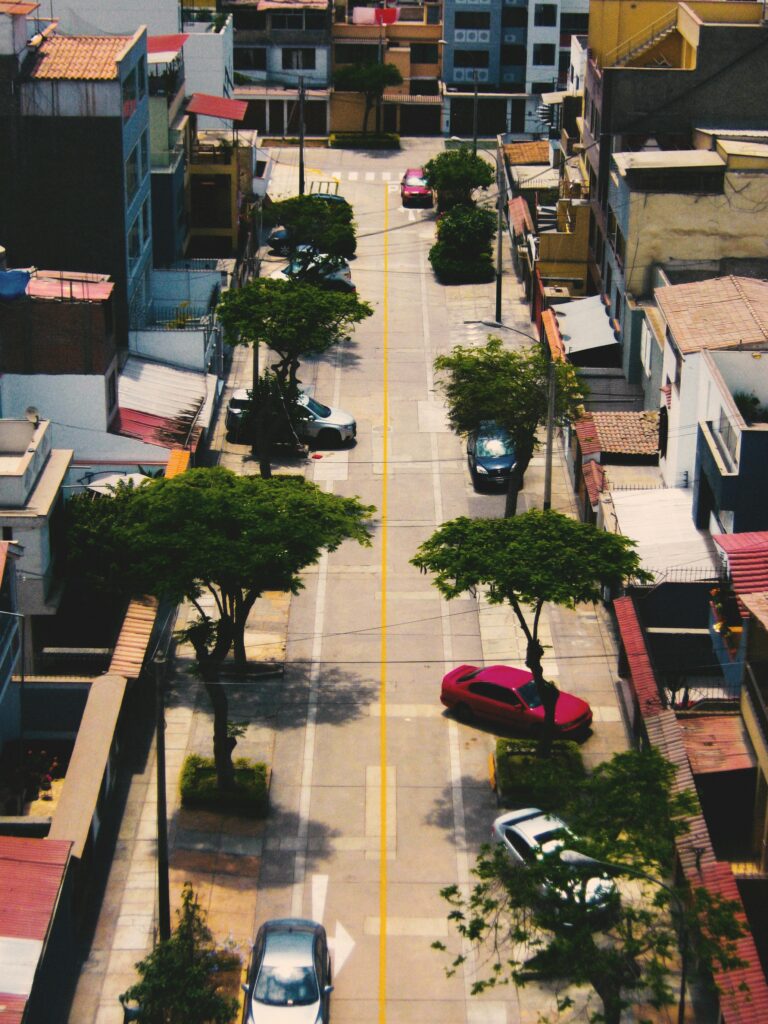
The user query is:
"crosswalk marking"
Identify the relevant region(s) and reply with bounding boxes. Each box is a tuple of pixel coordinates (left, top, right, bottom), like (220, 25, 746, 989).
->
(381, 171, 391, 181)
(348, 170, 359, 180)
(365, 171, 375, 181)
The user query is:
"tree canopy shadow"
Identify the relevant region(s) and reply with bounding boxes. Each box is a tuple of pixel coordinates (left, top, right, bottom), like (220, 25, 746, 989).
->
(424, 773, 497, 850)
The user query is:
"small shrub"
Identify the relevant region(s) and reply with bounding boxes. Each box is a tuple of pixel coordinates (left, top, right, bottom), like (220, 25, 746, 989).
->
(180, 753, 269, 817)
(329, 132, 400, 150)
(436, 205, 496, 249)
(428, 241, 494, 284)
(494, 738, 585, 811)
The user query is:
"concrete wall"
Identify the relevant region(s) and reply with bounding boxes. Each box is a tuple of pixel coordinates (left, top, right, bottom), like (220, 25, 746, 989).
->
(50, 0, 179, 35)
(185, 18, 235, 132)
(128, 326, 213, 370)
(659, 345, 700, 488)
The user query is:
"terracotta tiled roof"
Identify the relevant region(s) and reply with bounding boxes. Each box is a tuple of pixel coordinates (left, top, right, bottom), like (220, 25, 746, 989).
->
(109, 595, 158, 680)
(503, 141, 550, 165)
(29, 34, 132, 81)
(655, 276, 768, 355)
(574, 411, 659, 457)
(582, 460, 606, 505)
(661, 383, 672, 408)
(541, 309, 565, 361)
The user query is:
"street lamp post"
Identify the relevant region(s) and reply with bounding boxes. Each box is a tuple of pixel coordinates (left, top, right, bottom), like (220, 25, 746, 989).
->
(560, 850, 688, 1024)
(154, 653, 171, 942)
(472, 69, 479, 156)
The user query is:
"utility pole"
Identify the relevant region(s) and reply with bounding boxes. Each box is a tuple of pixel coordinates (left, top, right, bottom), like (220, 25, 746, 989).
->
(154, 654, 171, 942)
(298, 75, 305, 196)
(542, 360, 556, 511)
(495, 147, 504, 324)
(472, 69, 479, 156)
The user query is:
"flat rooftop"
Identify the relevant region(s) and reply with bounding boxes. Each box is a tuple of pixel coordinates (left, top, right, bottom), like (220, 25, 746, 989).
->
(613, 150, 724, 175)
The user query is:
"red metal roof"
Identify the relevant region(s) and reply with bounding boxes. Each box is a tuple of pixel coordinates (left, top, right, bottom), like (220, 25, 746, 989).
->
(698, 862, 768, 1024)
(187, 93, 247, 122)
(541, 309, 565, 361)
(0, 837, 70, 942)
(27, 275, 113, 302)
(147, 33, 189, 56)
(113, 407, 203, 452)
(678, 714, 757, 774)
(0, 993, 26, 1024)
(613, 596, 665, 717)
(714, 532, 768, 598)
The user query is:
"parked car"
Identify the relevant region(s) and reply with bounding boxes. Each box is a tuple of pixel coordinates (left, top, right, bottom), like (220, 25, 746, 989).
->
(226, 387, 356, 448)
(492, 808, 617, 923)
(269, 245, 355, 292)
(400, 167, 433, 207)
(467, 421, 516, 489)
(243, 918, 332, 1024)
(440, 663, 592, 736)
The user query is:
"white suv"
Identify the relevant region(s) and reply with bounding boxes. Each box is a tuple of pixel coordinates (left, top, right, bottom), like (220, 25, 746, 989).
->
(226, 388, 356, 448)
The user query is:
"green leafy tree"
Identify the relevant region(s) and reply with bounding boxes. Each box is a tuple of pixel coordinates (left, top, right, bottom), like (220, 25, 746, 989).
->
(411, 510, 650, 753)
(429, 205, 497, 284)
(423, 146, 494, 211)
(218, 278, 372, 476)
(434, 337, 585, 515)
(67, 469, 374, 788)
(266, 194, 356, 258)
(120, 883, 239, 1024)
(333, 62, 404, 134)
(435, 750, 746, 1024)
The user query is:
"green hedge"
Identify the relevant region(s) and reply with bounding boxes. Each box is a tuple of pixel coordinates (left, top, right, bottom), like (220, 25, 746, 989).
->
(180, 754, 269, 817)
(428, 242, 495, 284)
(329, 132, 400, 150)
(494, 738, 585, 812)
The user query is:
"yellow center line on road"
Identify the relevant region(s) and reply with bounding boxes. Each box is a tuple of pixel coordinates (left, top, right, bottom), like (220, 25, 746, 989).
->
(378, 183, 389, 1024)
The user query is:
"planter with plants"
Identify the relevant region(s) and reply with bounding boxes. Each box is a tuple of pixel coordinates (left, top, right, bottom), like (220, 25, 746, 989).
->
(180, 753, 270, 817)
(492, 737, 585, 811)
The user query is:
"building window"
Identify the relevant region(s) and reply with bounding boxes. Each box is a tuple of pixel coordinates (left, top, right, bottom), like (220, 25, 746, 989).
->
(140, 131, 149, 178)
(1, 528, 12, 541)
(719, 408, 738, 462)
(532, 43, 555, 65)
(501, 44, 526, 66)
(453, 49, 489, 68)
(534, 4, 557, 27)
(141, 200, 150, 248)
(561, 12, 588, 33)
(137, 56, 146, 100)
(122, 68, 137, 121)
(107, 371, 117, 412)
(640, 320, 652, 378)
(282, 48, 316, 70)
(128, 216, 140, 269)
(455, 11, 490, 28)
(502, 7, 527, 27)
(335, 43, 377, 64)
(604, 263, 612, 303)
(234, 47, 267, 71)
(271, 12, 303, 28)
(125, 144, 140, 204)
(411, 43, 438, 63)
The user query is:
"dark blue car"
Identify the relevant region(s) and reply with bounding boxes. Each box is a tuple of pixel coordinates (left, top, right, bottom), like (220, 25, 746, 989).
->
(467, 421, 517, 489)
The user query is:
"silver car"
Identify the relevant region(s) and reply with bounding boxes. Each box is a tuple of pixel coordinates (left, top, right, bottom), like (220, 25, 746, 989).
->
(269, 245, 355, 292)
(244, 918, 332, 1024)
(226, 387, 356, 448)
(493, 808, 616, 918)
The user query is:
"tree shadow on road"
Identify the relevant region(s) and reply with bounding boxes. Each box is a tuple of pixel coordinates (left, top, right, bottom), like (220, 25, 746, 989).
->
(423, 774, 498, 850)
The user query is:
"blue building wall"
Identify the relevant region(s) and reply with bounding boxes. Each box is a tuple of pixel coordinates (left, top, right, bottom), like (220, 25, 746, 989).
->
(118, 41, 153, 317)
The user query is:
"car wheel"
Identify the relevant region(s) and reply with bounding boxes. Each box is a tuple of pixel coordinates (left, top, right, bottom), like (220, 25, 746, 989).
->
(316, 428, 341, 449)
(454, 702, 473, 723)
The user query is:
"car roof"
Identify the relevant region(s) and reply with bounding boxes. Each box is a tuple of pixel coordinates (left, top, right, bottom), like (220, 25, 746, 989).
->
(468, 664, 534, 689)
(311, 192, 347, 203)
(261, 919, 319, 965)
(499, 810, 567, 848)
(405, 167, 425, 175)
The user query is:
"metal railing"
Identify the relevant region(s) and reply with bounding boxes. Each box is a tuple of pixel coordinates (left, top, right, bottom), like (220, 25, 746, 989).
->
(604, 8, 677, 67)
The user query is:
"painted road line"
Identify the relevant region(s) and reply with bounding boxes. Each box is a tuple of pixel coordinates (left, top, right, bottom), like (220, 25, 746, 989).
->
(378, 181, 390, 1024)
(369, 704, 443, 717)
(366, 766, 396, 841)
(348, 170, 359, 180)
(381, 172, 392, 181)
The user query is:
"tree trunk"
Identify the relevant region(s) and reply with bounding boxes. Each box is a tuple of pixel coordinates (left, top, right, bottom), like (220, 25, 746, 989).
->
(233, 632, 247, 670)
(504, 447, 533, 518)
(525, 636, 560, 757)
(362, 97, 374, 134)
(255, 401, 272, 479)
(591, 977, 625, 1024)
(204, 681, 236, 791)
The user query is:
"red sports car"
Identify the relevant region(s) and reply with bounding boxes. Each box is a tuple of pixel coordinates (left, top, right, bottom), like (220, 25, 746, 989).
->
(400, 167, 433, 207)
(441, 664, 592, 736)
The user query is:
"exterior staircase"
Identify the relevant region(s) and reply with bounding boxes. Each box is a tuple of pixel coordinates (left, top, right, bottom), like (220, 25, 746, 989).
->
(604, 9, 678, 67)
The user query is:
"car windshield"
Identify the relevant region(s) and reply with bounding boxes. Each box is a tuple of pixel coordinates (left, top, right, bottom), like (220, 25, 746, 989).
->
(254, 965, 318, 1007)
(405, 175, 426, 187)
(533, 828, 568, 855)
(305, 395, 332, 418)
(517, 680, 541, 708)
(476, 432, 514, 458)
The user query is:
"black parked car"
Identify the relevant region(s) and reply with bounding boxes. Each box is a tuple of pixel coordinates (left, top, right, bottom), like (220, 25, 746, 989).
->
(467, 421, 517, 489)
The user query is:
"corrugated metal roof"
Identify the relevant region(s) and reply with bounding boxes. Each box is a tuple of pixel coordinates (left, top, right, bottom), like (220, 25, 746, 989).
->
(187, 93, 247, 121)
(508, 196, 534, 237)
(147, 33, 189, 58)
(115, 357, 215, 450)
(678, 714, 756, 774)
(541, 309, 565, 361)
(109, 595, 158, 680)
(29, 34, 132, 81)
(0, 837, 70, 1013)
(613, 596, 665, 717)
(165, 449, 191, 479)
(714, 532, 768, 599)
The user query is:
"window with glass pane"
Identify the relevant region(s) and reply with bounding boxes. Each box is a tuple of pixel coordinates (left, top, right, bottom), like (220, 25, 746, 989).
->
(122, 69, 137, 120)
(455, 11, 490, 28)
(532, 43, 555, 65)
(140, 132, 149, 178)
(453, 49, 489, 68)
(125, 145, 139, 203)
(141, 201, 150, 247)
(128, 217, 140, 266)
(137, 56, 146, 99)
(282, 47, 316, 70)
(534, 4, 557, 26)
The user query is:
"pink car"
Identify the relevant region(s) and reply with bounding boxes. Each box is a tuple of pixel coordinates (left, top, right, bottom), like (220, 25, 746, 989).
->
(400, 167, 433, 207)
(441, 664, 593, 736)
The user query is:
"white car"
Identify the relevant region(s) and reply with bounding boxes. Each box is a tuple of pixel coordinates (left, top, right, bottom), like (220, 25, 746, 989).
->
(268, 245, 355, 292)
(226, 387, 356, 448)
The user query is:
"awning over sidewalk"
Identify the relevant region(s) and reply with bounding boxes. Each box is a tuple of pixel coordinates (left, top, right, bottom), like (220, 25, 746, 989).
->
(550, 294, 619, 357)
(187, 93, 247, 122)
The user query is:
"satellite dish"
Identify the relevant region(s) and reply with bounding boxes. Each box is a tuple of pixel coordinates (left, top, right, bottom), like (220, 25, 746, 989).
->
(25, 406, 40, 425)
